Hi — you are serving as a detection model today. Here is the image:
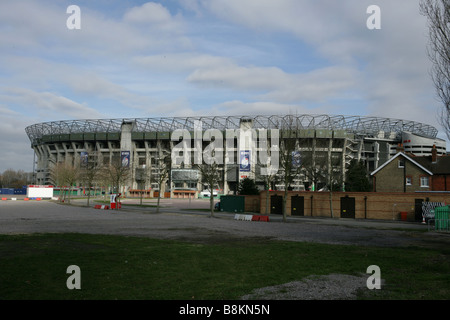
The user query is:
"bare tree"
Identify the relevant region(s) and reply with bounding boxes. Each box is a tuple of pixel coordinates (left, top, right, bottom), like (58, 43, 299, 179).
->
(279, 139, 301, 222)
(153, 151, 171, 213)
(135, 165, 151, 205)
(420, 0, 450, 139)
(0, 169, 31, 188)
(196, 161, 221, 217)
(50, 162, 79, 203)
(79, 151, 101, 207)
(324, 153, 344, 219)
(255, 128, 279, 214)
(259, 166, 278, 215)
(50, 162, 66, 201)
(299, 138, 324, 192)
(102, 153, 131, 210)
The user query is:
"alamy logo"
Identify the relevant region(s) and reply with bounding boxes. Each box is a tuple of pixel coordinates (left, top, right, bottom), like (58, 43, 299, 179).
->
(66, 265, 81, 290)
(171, 121, 279, 176)
(366, 265, 381, 290)
(366, 5, 381, 30)
(66, 5, 81, 30)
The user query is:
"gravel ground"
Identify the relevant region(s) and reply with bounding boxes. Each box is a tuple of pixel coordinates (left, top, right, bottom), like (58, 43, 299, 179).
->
(0, 199, 447, 300)
(241, 274, 372, 300)
(0, 199, 446, 248)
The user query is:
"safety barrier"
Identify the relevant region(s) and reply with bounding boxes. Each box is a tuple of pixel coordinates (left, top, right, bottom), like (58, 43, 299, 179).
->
(234, 214, 269, 222)
(94, 205, 109, 210)
(252, 215, 270, 222)
(1, 197, 45, 201)
(234, 214, 252, 221)
(0, 197, 45, 201)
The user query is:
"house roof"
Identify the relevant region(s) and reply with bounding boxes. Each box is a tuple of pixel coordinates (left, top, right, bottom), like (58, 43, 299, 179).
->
(370, 152, 433, 176)
(413, 155, 450, 175)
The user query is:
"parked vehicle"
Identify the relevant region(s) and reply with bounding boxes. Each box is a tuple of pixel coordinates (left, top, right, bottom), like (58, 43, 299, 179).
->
(200, 189, 218, 197)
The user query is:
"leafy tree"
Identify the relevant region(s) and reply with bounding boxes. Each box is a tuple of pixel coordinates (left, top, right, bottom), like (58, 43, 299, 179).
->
(345, 160, 371, 192)
(238, 177, 259, 195)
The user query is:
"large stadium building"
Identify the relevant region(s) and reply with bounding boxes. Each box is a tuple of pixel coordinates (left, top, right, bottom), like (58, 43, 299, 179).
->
(25, 114, 447, 197)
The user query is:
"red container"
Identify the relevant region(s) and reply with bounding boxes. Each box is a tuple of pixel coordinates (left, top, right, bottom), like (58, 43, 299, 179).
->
(400, 211, 408, 221)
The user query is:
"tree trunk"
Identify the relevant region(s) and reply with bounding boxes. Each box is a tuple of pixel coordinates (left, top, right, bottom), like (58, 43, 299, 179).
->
(329, 190, 334, 218)
(210, 193, 214, 217)
(87, 186, 91, 207)
(282, 189, 288, 222)
(67, 186, 72, 204)
(209, 184, 215, 217)
(156, 194, 161, 213)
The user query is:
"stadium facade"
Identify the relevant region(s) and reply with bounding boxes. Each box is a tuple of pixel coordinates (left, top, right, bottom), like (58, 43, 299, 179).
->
(25, 114, 447, 196)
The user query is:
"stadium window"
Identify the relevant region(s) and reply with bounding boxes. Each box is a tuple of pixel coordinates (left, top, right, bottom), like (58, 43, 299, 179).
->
(174, 182, 184, 189)
(187, 181, 197, 189)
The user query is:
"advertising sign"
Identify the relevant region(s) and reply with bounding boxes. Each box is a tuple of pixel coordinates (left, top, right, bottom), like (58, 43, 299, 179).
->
(121, 151, 130, 167)
(80, 152, 88, 166)
(239, 150, 251, 172)
(27, 185, 54, 198)
(292, 151, 301, 167)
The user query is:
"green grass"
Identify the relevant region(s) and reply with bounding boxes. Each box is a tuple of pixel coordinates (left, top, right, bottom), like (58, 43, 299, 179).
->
(0, 233, 449, 300)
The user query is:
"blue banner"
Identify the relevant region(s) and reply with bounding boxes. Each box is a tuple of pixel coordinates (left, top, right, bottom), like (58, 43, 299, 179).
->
(121, 151, 130, 167)
(239, 150, 250, 172)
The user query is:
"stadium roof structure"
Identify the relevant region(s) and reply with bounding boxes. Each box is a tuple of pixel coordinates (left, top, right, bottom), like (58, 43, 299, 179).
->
(25, 114, 439, 145)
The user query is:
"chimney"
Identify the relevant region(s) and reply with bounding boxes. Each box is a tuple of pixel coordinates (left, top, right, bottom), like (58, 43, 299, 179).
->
(432, 144, 437, 163)
(396, 143, 404, 153)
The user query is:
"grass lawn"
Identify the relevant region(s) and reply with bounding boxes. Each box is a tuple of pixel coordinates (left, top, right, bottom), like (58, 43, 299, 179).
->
(0, 233, 449, 300)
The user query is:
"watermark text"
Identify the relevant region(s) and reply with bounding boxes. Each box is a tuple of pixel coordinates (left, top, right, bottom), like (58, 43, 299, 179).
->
(367, 5, 381, 30)
(66, 5, 81, 30)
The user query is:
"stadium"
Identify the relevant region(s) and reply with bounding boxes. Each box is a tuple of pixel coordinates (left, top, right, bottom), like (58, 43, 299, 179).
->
(25, 114, 447, 197)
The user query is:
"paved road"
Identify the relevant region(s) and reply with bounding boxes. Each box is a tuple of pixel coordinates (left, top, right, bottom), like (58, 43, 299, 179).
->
(0, 199, 448, 248)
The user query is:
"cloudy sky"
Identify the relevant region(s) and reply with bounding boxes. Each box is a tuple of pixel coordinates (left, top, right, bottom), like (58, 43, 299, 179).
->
(0, 0, 447, 172)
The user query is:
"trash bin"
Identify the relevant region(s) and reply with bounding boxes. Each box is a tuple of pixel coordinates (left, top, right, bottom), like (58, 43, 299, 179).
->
(220, 195, 245, 213)
(434, 206, 450, 230)
(400, 211, 408, 221)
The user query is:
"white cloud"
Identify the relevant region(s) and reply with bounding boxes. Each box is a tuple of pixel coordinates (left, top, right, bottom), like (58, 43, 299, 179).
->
(0, 0, 447, 171)
(2, 87, 104, 119)
(204, 100, 326, 117)
(0, 111, 36, 171)
(193, 0, 438, 124)
(186, 61, 358, 104)
(187, 64, 286, 91)
(123, 2, 183, 32)
(133, 53, 231, 73)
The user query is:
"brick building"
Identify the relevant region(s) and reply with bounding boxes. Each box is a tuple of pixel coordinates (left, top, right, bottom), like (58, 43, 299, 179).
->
(414, 146, 450, 191)
(371, 145, 450, 192)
